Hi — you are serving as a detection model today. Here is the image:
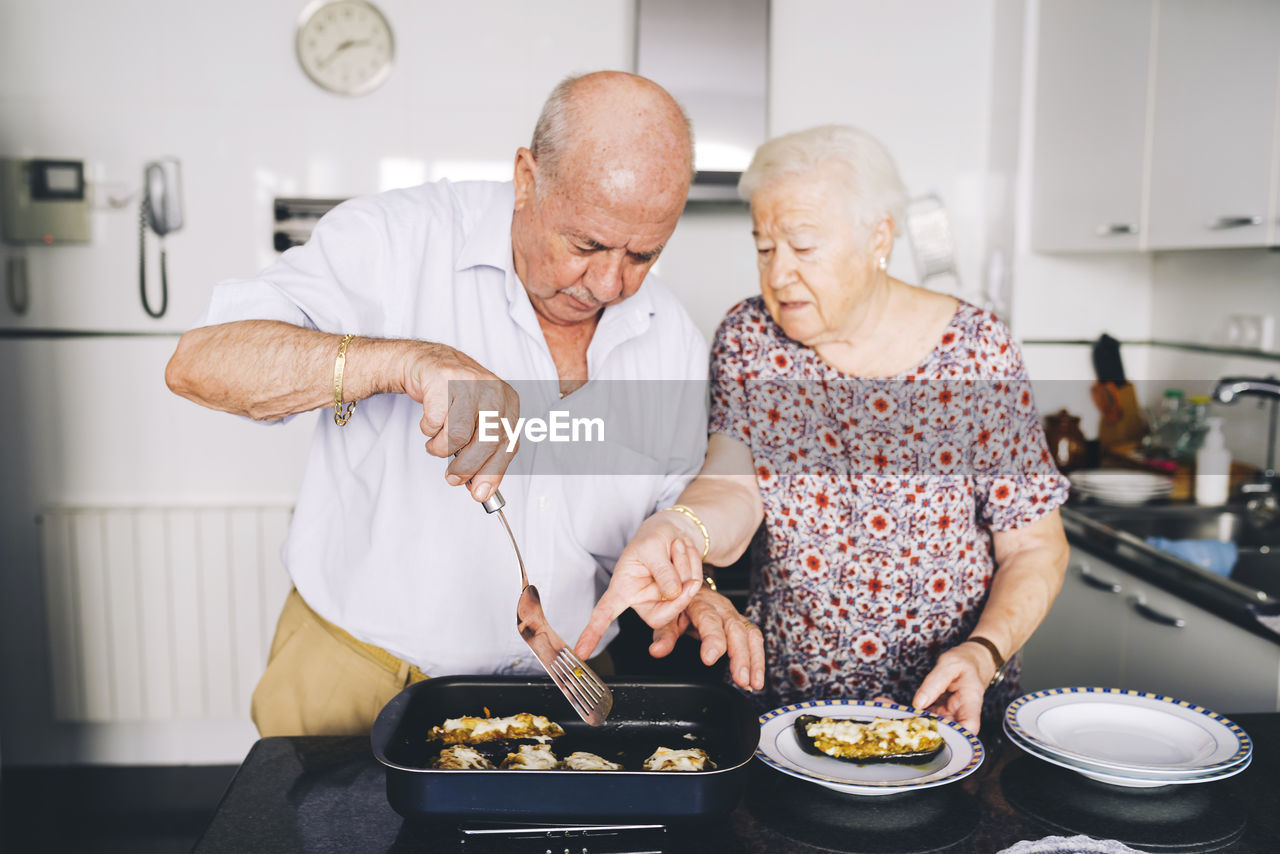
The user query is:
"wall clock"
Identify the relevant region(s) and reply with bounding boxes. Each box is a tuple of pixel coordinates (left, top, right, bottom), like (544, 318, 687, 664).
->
(295, 0, 395, 96)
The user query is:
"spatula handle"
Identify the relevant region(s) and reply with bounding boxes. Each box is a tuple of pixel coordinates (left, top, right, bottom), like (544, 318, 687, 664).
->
(451, 451, 506, 513)
(481, 489, 505, 514)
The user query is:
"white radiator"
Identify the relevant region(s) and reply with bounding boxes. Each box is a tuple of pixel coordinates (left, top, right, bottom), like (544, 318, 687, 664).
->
(39, 504, 294, 723)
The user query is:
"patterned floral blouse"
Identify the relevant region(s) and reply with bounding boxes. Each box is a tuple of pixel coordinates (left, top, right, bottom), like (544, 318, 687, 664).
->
(709, 297, 1069, 710)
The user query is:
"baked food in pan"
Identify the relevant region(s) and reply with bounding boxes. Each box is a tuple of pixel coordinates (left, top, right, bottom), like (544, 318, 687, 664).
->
(500, 743, 560, 770)
(432, 745, 496, 769)
(560, 751, 623, 771)
(642, 747, 715, 771)
(428, 712, 565, 744)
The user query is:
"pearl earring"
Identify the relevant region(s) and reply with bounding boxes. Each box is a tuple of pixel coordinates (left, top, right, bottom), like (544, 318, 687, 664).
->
(877, 256, 887, 271)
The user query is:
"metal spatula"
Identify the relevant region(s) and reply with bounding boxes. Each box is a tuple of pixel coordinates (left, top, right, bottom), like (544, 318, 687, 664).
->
(480, 489, 614, 726)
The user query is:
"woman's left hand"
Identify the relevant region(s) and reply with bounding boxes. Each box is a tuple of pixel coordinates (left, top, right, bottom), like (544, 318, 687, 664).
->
(648, 587, 766, 691)
(914, 512, 1071, 734)
(911, 642, 993, 734)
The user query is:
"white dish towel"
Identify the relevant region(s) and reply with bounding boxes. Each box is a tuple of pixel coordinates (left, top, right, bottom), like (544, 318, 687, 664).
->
(997, 835, 1143, 854)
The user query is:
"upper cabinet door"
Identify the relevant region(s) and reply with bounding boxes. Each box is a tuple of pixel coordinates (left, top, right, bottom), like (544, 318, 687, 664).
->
(1145, 0, 1280, 249)
(1030, 0, 1154, 252)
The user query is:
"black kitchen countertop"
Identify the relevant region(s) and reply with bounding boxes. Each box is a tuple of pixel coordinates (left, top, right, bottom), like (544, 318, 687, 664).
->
(192, 713, 1280, 853)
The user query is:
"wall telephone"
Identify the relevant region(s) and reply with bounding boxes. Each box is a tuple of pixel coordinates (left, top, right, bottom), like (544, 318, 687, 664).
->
(139, 157, 183, 318)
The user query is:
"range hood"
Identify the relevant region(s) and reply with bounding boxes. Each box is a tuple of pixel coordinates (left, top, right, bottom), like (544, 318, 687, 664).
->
(635, 0, 768, 204)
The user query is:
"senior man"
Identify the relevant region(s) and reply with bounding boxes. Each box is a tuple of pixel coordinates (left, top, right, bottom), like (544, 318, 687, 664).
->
(166, 71, 717, 736)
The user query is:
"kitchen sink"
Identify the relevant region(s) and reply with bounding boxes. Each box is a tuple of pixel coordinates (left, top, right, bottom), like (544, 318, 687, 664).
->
(1067, 502, 1280, 599)
(1070, 503, 1280, 547)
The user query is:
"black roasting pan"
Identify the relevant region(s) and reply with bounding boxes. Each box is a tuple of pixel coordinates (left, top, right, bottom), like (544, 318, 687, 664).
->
(371, 675, 760, 823)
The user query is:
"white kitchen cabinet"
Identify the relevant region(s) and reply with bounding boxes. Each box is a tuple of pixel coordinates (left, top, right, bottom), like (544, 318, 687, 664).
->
(1029, 0, 1280, 253)
(1020, 547, 1280, 712)
(1145, 0, 1280, 249)
(1029, 0, 1153, 252)
(1122, 570, 1280, 713)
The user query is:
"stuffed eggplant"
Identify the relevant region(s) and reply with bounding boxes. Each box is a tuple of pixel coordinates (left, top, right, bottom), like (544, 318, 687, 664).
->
(561, 751, 624, 771)
(428, 712, 564, 744)
(793, 714, 946, 764)
(500, 743, 560, 770)
(432, 745, 497, 769)
(642, 746, 716, 771)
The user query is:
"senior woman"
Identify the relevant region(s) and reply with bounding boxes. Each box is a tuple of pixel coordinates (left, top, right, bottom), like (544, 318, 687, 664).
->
(575, 125, 1070, 733)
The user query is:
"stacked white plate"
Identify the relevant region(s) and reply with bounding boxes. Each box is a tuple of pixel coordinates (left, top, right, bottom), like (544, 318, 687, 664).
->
(1068, 469, 1173, 505)
(1003, 687, 1252, 787)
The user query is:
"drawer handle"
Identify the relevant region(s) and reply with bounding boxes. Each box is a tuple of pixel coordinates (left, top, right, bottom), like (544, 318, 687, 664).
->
(1209, 215, 1263, 230)
(1130, 595, 1186, 628)
(1095, 223, 1137, 236)
(1078, 566, 1122, 593)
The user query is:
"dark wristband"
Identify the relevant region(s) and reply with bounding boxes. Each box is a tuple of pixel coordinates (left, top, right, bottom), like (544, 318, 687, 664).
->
(966, 635, 1006, 681)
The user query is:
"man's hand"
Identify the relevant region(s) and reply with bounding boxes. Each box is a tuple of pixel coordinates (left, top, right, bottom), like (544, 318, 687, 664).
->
(649, 588, 765, 692)
(401, 343, 520, 503)
(573, 515, 704, 660)
(911, 642, 992, 734)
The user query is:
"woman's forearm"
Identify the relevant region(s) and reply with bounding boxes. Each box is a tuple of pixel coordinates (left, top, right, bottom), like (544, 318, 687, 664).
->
(662, 433, 764, 567)
(967, 510, 1070, 672)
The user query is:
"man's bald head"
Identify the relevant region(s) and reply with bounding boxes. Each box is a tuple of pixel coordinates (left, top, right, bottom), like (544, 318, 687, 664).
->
(510, 72, 695, 329)
(530, 71, 695, 202)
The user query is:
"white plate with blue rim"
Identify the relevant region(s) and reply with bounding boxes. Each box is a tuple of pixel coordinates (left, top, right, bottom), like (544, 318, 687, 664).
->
(756, 699, 984, 796)
(1003, 720, 1251, 787)
(1004, 687, 1251, 781)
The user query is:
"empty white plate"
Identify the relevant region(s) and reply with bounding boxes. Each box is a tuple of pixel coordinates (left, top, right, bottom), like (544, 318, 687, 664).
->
(1004, 723, 1251, 788)
(1005, 687, 1250, 778)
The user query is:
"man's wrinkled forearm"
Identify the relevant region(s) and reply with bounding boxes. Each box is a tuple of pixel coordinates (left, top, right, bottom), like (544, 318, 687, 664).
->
(165, 320, 415, 421)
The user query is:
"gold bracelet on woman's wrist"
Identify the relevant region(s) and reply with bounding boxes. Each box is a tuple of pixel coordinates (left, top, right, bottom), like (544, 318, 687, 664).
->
(661, 504, 710, 561)
(332, 333, 357, 426)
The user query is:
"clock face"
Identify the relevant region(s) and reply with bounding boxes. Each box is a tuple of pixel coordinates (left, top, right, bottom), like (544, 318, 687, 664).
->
(295, 0, 395, 96)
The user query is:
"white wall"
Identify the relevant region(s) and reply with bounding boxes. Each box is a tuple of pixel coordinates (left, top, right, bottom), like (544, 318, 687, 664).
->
(0, 0, 638, 765)
(770, 0, 997, 305)
(1149, 250, 1280, 348)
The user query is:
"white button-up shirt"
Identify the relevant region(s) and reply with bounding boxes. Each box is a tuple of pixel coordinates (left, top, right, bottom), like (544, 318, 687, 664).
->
(199, 181, 708, 674)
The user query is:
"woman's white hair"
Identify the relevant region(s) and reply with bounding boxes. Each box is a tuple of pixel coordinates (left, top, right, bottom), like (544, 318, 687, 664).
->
(738, 124, 907, 238)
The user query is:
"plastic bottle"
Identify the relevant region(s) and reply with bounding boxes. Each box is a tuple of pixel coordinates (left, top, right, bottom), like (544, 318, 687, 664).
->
(1195, 417, 1231, 506)
(1173, 394, 1211, 461)
(1144, 388, 1185, 458)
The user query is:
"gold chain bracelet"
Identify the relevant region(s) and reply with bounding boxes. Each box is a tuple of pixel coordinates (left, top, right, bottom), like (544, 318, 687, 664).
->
(661, 504, 710, 561)
(332, 333, 356, 426)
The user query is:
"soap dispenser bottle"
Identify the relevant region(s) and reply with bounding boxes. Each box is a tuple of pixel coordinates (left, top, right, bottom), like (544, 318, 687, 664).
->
(1195, 417, 1231, 506)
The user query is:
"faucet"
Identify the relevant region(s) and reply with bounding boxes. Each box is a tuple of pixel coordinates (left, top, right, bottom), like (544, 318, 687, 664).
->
(1211, 376, 1280, 405)
(1211, 375, 1280, 522)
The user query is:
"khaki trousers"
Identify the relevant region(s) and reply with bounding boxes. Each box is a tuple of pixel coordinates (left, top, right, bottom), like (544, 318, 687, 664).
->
(251, 589, 429, 736)
(250, 588, 614, 737)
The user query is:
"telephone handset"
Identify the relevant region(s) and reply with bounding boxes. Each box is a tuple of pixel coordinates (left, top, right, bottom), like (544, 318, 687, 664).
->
(139, 157, 183, 318)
